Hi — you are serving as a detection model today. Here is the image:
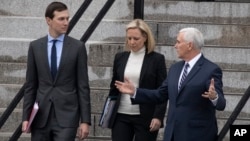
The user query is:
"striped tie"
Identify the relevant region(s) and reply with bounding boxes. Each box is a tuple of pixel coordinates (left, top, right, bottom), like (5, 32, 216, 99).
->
(179, 63, 189, 91)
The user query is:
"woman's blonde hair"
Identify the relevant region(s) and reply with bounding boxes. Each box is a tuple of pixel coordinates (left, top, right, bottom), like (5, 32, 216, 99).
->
(125, 19, 155, 53)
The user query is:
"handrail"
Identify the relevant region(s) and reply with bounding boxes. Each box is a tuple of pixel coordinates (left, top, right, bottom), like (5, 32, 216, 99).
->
(0, 84, 25, 129)
(8, 123, 22, 141)
(81, 0, 115, 43)
(66, 0, 93, 35)
(217, 86, 250, 141)
(134, 0, 144, 19)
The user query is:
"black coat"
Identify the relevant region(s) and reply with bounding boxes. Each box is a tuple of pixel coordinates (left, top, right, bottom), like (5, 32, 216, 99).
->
(108, 51, 167, 129)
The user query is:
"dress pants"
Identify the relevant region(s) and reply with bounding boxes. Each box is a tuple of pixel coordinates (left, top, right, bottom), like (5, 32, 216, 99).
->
(171, 135, 174, 141)
(31, 104, 77, 141)
(112, 113, 159, 141)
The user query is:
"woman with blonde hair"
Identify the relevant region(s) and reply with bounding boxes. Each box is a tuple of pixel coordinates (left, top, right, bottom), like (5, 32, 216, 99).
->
(107, 19, 167, 141)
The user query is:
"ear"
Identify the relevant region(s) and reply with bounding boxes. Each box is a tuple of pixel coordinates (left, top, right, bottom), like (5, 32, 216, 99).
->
(188, 42, 193, 50)
(45, 17, 51, 25)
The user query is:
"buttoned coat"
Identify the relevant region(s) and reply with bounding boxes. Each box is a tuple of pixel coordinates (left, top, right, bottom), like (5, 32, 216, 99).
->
(135, 55, 226, 141)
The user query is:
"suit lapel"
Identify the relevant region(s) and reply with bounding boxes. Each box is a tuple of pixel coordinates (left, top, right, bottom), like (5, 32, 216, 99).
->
(39, 36, 53, 81)
(55, 36, 70, 81)
(175, 61, 185, 96)
(139, 52, 148, 85)
(120, 52, 130, 81)
(178, 56, 204, 94)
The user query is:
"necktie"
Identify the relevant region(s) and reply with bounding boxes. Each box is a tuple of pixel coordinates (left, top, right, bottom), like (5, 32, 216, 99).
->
(51, 40, 57, 80)
(179, 63, 189, 90)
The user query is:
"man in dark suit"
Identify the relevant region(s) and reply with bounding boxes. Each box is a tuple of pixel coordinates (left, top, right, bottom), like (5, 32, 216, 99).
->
(22, 2, 91, 141)
(115, 27, 226, 141)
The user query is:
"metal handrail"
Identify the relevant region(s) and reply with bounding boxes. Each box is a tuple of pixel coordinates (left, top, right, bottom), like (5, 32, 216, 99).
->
(81, 0, 115, 43)
(66, 0, 93, 35)
(217, 86, 250, 141)
(8, 123, 22, 141)
(0, 84, 25, 129)
(133, 0, 144, 19)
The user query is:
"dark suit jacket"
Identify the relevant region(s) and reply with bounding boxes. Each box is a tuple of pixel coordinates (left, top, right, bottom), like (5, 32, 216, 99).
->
(135, 55, 226, 141)
(23, 35, 91, 128)
(108, 51, 167, 129)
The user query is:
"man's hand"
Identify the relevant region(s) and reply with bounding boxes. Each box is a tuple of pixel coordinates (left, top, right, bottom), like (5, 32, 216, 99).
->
(115, 77, 135, 95)
(77, 123, 89, 140)
(22, 121, 29, 133)
(202, 78, 218, 100)
(149, 118, 161, 132)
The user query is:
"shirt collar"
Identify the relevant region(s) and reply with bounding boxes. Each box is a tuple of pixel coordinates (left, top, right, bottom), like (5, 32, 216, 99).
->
(186, 53, 202, 69)
(130, 46, 146, 55)
(48, 34, 65, 42)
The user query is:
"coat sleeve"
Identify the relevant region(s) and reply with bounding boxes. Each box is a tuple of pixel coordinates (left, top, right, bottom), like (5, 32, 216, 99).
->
(152, 54, 167, 125)
(77, 43, 91, 124)
(23, 41, 38, 121)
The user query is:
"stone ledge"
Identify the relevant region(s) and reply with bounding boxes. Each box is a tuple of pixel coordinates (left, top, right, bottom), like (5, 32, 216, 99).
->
(0, 133, 112, 141)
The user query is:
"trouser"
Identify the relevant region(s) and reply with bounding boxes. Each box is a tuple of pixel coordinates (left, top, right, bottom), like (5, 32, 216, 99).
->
(31, 105, 77, 141)
(112, 113, 159, 141)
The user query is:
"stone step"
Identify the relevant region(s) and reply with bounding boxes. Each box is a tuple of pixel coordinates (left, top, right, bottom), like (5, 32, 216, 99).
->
(0, 102, 249, 141)
(0, 61, 248, 93)
(0, 114, 248, 141)
(1, 18, 250, 47)
(155, 23, 250, 47)
(1, 85, 249, 140)
(0, 109, 161, 140)
(144, 1, 250, 25)
(1, 41, 250, 69)
(0, 63, 26, 84)
(217, 118, 250, 141)
(87, 44, 250, 70)
(0, 41, 249, 91)
(0, 0, 131, 20)
(0, 109, 112, 137)
(0, 132, 112, 141)
(0, 84, 111, 111)
(0, 1, 249, 25)
(1, 90, 249, 122)
(89, 65, 250, 94)
(0, 118, 248, 141)
(0, 84, 23, 109)
(0, 18, 127, 43)
(0, 39, 29, 63)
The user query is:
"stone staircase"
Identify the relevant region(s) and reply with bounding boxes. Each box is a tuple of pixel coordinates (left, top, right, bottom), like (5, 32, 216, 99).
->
(1, 0, 250, 141)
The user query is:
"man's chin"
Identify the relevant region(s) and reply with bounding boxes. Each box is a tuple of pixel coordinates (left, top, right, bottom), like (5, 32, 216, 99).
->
(61, 31, 67, 34)
(61, 29, 68, 34)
